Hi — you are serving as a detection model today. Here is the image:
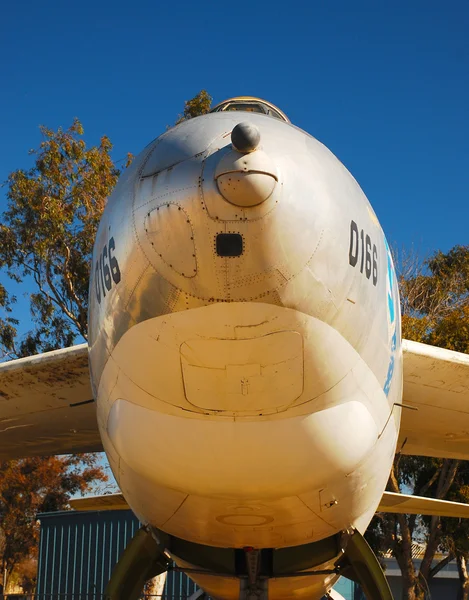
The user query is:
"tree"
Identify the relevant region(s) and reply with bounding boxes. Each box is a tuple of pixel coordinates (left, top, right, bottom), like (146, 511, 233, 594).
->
(0, 118, 131, 357)
(175, 89, 212, 124)
(400, 245, 469, 353)
(0, 283, 18, 361)
(367, 245, 469, 600)
(0, 455, 106, 590)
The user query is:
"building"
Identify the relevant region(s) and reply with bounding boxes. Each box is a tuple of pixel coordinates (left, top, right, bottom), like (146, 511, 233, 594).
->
(383, 543, 460, 599)
(37, 510, 142, 598)
(35, 510, 459, 599)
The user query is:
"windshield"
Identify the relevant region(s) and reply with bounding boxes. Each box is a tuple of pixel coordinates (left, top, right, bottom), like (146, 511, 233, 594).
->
(210, 97, 289, 123)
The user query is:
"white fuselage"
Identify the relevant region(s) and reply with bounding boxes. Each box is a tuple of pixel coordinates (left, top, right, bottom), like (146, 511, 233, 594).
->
(88, 109, 402, 599)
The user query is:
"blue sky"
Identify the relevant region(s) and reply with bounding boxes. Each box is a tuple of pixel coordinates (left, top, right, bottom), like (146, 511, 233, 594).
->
(1, 0, 468, 330)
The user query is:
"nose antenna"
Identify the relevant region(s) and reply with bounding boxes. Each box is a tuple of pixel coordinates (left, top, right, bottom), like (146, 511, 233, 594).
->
(214, 121, 278, 208)
(231, 122, 261, 153)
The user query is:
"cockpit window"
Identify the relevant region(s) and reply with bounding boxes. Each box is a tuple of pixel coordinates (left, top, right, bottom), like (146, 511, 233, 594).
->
(223, 102, 266, 115)
(210, 97, 290, 123)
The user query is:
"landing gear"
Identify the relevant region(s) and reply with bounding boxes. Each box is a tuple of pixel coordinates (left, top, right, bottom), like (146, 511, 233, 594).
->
(336, 530, 393, 600)
(104, 527, 170, 600)
(104, 526, 393, 600)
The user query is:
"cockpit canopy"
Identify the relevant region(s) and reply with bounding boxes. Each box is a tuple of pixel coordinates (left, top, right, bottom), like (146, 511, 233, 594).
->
(210, 97, 290, 123)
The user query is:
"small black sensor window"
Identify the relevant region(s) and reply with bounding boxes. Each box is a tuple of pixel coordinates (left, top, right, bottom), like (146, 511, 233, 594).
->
(216, 233, 243, 257)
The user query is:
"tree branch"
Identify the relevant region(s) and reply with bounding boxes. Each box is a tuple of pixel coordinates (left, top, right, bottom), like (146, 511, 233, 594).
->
(429, 552, 455, 579)
(417, 469, 440, 498)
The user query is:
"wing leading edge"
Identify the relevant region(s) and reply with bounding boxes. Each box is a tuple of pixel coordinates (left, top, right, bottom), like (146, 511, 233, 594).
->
(379, 491, 469, 518)
(0, 344, 102, 459)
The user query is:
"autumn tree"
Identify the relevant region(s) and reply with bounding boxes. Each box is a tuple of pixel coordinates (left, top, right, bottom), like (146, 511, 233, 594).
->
(400, 245, 469, 352)
(0, 455, 106, 590)
(175, 89, 212, 124)
(368, 245, 469, 600)
(0, 118, 129, 357)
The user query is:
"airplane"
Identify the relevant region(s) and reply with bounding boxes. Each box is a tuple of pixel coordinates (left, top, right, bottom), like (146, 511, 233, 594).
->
(1, 96, 469, 600)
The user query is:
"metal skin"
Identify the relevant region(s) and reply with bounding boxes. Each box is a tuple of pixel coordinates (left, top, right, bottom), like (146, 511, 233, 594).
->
(88, 99, 403, 599)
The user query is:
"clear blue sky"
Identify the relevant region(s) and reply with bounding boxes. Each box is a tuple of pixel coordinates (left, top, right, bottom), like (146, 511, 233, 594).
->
(1, 0, 468, 325)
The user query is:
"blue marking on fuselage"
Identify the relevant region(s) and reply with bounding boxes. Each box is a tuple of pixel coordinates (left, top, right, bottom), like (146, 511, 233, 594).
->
(385, 237, 395, 325)
(383, 236, 397, 397)
(388, 295, 395, 325)
(383, 330, 397, 396)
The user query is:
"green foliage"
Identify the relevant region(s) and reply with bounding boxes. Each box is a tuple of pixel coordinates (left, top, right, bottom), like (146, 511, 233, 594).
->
(438, 462, 469, 567)
(175, 89, 212, 124)
(0, 284, 18, 360)
(400, 245, 469, 351)
(0, 119, 130, 356)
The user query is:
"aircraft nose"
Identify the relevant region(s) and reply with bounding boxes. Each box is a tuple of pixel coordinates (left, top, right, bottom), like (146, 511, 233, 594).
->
(214, 122, 278, 207)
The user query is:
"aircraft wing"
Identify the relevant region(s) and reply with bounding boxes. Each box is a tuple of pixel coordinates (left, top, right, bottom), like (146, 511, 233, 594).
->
(71, 491, 469, 520)
(70, 492, 129, 511)
(399, 339, 469, 460)
(0, 344, 102, 459)
(378, 491, 469, 518)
